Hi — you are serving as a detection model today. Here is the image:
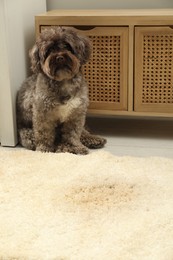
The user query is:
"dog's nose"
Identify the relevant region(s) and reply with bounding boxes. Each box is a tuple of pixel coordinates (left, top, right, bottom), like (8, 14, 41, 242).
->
(56, 56, 64, 63)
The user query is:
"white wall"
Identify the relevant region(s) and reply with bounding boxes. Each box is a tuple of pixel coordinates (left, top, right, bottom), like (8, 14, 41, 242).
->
(47, 0, 173, 10)
(0, 0, 46, 146)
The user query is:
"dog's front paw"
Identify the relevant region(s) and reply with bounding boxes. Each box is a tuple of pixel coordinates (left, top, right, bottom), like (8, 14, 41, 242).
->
(56, 143, 89, 155)
(81, 134, 107, 149)
(36, 144, 54, 153)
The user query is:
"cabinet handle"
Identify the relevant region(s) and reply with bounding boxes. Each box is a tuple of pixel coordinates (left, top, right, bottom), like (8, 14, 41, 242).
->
(73, 26, 96, 31)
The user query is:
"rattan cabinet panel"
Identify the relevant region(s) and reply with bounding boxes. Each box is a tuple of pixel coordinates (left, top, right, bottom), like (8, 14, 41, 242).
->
(135, 27, 173, 113)
(81, 27, 128, 111)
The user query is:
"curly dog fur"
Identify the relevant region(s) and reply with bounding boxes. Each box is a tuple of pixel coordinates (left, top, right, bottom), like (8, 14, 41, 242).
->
(16, 26, 106, 154)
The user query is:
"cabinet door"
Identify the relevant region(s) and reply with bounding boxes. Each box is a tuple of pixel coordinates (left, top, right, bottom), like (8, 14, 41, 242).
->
(135, 27, 173, 113)
(80, 27, 128, 111)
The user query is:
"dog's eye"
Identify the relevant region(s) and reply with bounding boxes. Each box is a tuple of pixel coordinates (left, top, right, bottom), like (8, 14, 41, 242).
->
(44, 45, 58, 58)
(44, 45, 56, 58)
(45, 49, 51, 58)
(44, 43, 75, 59)
(64, 43, 75, 54)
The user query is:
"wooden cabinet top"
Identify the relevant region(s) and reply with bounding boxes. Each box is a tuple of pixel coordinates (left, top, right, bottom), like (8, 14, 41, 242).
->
(35, 9, 173, 26)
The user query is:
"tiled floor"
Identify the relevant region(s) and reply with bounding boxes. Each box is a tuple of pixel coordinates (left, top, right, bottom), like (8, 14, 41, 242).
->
(1, 117, 173, 158)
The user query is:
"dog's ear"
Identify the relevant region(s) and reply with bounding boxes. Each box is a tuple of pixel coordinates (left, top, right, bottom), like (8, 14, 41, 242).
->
(29, 44, 41, 73)
(77, 35, 92, 65)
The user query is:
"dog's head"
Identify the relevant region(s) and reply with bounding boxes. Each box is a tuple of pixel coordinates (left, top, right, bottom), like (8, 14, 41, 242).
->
(29, 27, 91, 81)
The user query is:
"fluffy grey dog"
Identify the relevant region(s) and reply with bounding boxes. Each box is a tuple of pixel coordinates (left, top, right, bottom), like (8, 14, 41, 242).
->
(16, 27, 106, 154)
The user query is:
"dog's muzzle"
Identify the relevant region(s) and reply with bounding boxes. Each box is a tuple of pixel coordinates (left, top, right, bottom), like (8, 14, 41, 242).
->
(43, 51, 80, 80)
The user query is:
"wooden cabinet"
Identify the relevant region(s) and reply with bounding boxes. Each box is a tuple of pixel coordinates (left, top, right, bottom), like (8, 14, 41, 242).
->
(35, 9, 173, 117)
(135, 26, 173, 113)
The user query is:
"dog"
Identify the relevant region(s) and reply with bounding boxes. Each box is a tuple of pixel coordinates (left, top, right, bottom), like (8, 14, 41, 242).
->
(16, 26, 106, 154)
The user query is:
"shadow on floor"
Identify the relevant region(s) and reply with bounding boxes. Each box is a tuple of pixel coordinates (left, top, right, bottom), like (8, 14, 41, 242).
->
(86, 116, 173, 140)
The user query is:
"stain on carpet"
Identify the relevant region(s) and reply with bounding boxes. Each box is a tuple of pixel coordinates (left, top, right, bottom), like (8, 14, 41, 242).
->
(64, 183, 136, 209)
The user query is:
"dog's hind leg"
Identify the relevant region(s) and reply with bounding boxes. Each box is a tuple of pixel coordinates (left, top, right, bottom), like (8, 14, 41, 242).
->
(18, 128, 36, 150)
(80, 128, 107, 149)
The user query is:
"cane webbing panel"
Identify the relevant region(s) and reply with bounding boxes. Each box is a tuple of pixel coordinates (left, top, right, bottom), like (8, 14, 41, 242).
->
(84, 35, 121, 103)
(135, 27, 173, 113)
(143, 34, 173, 104)
(81, 27, 128, 111)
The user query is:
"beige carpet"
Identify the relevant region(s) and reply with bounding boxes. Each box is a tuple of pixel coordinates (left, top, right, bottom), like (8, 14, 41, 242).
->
(0, 150, 173, 259)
